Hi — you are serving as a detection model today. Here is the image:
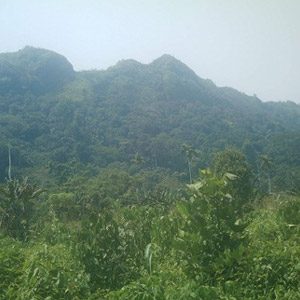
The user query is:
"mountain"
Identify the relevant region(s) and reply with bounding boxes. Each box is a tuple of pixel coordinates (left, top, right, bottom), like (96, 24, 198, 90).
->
(0, 46, 74, 94)
(0, 47, 300, 191)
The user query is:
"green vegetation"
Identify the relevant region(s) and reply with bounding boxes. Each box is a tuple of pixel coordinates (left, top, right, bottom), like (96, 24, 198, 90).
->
(1, 47, 300, 191)
(1, 167, 300, 298)
(1, 47, 300, 298)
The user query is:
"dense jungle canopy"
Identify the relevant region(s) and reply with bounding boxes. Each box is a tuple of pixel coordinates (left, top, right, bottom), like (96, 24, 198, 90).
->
(1, 47, 300, 299)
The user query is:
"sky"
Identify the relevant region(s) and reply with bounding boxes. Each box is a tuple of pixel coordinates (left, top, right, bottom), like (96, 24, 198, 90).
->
(0, 0, 299, 102)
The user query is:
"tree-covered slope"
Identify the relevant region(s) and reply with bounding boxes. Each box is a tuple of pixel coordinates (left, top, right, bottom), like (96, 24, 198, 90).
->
(2, 47, 300, 299)
(0, 47, 300, 190)
(0, 46, 74, 94)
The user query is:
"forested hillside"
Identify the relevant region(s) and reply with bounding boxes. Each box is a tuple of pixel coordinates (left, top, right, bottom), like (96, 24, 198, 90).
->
(1, 47, 300, 191)
(1, 47, 300, 299)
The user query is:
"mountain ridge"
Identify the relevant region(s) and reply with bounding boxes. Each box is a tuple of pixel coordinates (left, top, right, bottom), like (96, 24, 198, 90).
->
(1, 47, 297, 106)
(0, 47, 300, 191)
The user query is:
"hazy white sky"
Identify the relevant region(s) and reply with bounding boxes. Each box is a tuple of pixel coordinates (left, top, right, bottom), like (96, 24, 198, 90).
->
(1, 0, 299, 102)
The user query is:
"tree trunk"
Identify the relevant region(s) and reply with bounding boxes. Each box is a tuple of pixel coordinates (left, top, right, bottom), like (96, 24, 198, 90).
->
(256, 160, 261, 190)
(188, 159, 192, 184)
(267, 173, 272, 194)
(8, 147, 12, 181)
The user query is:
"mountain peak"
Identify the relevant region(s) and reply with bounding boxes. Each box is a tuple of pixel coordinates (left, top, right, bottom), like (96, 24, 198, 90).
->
(0, 46, 75, 94)
(150, 54, 183, 66)
(16, 46, 74, 71)
(150, 54, 197, 79)
(109, 58, 144, 72)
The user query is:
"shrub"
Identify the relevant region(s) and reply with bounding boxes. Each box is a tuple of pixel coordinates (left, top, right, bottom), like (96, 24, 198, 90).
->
(9, 243, 90, 300)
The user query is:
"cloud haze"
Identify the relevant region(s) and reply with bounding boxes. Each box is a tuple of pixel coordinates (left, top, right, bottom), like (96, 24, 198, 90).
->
(1, 0, 299, 102)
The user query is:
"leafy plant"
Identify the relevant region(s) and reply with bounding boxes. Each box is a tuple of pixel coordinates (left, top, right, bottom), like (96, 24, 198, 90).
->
(176, 169, 248, 283)
(0, 237, 25, 299)
(9, 243, 90, 300)
(0, 178, 45, 240)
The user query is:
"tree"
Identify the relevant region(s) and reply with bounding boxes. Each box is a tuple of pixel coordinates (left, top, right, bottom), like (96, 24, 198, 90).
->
(176, 169, 246, 283)
(242, 139, 258, 174)
(214, 149, 254, 210)
(259, 154, 273, 194)
(181, 144, 198, 184)
(8, 146, 12, 181)
(131, 152, 145, 165)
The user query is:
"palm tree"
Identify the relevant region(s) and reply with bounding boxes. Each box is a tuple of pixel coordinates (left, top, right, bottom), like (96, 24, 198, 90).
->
(181, 144, 197, 184)
(131, 152, 145, 165)
(8, 146, 12, 181)
(259, 154, 273, 194)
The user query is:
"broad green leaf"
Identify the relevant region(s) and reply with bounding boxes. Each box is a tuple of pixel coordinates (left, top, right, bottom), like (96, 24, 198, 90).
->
(177, 201, 190, 217)
(225, 172, 238, 180)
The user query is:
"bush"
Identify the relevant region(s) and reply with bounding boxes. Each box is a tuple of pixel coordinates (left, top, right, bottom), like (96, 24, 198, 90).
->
(235, 210, 300, 298)
(102, 266, 229, 300)
(277, 194, 300, 225)
(0, 237, 25, 299)
(9, 243, 90, 300)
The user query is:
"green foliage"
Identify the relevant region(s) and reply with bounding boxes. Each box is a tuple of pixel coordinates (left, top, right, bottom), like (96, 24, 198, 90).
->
(0, 173, 299, 298)
(0, 178, 45, 240)
(236, 207, 300, 299)
(9, 243, 90, 300)
(278, 195, 300, 225)
(0, 237, 25, 298)
(47, 192, 80, 221)
(1, 47, 300, 192)
(65, 169, 141, 208)
(76, 199, 177, 291)
(1, 47, 300, 298)
(181, 143, 199, 184)
(176, 169, 248, 283)
(102, 265, 228, 300)
(214, 149, 254, 207)
(0, 46, 74, 94)
(76, 206, 145, 290)
(259, 154, 274, 193)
